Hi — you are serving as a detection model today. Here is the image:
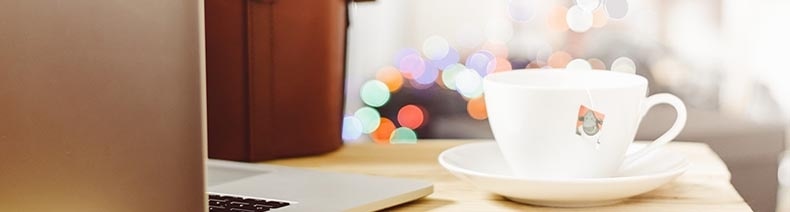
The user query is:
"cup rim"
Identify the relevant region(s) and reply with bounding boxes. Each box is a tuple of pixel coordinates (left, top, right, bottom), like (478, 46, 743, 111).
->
(484, 69, 647, 90)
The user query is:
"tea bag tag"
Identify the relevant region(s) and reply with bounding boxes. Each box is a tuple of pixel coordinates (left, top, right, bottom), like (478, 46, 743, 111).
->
(576, 105, 605, 148)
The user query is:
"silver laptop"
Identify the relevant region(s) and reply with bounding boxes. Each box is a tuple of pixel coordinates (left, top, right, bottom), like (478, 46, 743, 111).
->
(0, 1, 432, 211)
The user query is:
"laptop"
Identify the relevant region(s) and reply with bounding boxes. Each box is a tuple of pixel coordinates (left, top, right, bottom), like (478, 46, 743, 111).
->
(0, 1, 432, 211)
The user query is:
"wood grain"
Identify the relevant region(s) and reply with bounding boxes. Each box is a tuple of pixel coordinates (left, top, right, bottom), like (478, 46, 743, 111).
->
(265, 140, 752, 211)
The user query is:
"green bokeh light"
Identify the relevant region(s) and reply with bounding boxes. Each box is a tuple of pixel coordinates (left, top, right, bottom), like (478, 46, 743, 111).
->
(442, 63, 465, 90)
(390, 127, 418, 144)
(360, 80, 390, 107)
(354, 107, 381, 133)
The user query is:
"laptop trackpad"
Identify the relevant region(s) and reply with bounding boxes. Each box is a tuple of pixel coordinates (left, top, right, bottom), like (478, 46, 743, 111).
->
(206, 161, 270, 187)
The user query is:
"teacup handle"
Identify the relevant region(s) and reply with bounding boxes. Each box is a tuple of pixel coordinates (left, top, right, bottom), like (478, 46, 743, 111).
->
(622, 93, 687, 166)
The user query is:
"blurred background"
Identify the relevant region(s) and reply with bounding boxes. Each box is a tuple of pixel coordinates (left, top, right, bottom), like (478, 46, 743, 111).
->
(339, 0, 789, 211)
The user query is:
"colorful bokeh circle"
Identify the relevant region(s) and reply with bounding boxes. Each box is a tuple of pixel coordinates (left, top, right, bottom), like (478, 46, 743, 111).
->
(398, 105, 426, 129)
(390, 127, 418, 144)
(341, 116, 363, 141)
(360, 80, 390, 107)
(466, 96, 488, 120)
(376, 66, 404, 92)
(354, 107, 381, 133)
(371, 118, 396, 144)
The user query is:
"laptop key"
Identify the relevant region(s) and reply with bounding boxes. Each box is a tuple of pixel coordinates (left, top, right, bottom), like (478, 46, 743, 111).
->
(208, 194, 290, 210)
(223, 196, 245, 202)
(209, 205, 230, 212)
(209, 198, 228, 206)
(262, 201, 289, 208)
(246, 198, 268, 204)
(236, 203, 260, 210)
(229, 201, 250, 208)
(253, 204, 273, 210)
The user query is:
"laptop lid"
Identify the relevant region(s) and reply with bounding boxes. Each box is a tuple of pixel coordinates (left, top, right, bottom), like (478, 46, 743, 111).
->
(0, 1, 206, 211)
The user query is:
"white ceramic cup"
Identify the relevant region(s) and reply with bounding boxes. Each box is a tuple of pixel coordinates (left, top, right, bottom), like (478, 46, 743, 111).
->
(483, 69, 686, 179)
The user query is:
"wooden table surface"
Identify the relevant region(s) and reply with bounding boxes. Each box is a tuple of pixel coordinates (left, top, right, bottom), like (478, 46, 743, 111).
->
(266, 140, 752, 211)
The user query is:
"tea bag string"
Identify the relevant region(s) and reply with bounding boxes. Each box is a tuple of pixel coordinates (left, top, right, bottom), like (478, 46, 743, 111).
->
(586, 87, 595, 109)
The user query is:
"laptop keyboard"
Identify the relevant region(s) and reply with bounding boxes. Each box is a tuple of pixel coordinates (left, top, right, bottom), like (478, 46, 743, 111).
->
(208, 194, 291, 211)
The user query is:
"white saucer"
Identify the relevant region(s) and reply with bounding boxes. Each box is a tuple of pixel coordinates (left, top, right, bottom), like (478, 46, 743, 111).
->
(438, 142, 690, 207)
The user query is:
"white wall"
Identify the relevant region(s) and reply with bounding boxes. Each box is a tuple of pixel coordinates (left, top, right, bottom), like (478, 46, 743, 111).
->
(722, 0, 790, 122)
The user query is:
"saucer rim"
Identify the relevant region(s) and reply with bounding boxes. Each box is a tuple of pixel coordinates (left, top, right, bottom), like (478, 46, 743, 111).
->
(438, 142, 690, 184)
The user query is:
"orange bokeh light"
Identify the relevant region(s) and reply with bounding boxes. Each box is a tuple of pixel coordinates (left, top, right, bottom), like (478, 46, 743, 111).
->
(592, 8, 608, 28)
(547, 51, 572, 68)
(587, 58, 607, 70)
(548, 6, 569, 32)
(526, 61, 544, 69)
(493, 58, 513, 73)
(467, 96, 488, 120)
(397, 105, 425, 129)
(371, 118, 396, 144)
(482, 42, 509, 59)
(376, 66, 404, 92)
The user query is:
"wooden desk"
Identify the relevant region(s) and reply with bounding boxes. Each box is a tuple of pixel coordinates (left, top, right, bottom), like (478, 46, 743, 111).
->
(266, 140, 752, 211)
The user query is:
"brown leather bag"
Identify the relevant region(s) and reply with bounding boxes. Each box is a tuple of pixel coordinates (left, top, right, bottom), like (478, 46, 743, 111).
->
(205, 0, 347, 161)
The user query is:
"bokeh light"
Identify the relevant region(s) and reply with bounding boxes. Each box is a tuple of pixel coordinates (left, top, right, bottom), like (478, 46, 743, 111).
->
(429, 47, 459, 70)
(371, 118, 396, 144)
(442, 63, 465, 90)
(397, 104, 425, 129)
(422, 35, 450, 61)
(576, 0, 600, 12)
(493, 58, 513, 73)
(455, 68, 484, 98)
(393, 48, 419, 66)
(567, 58, 593, 70)
(592, 8, 608, 28)
(466, 50, 496, 76)
(375, 66, 403, 92)
(587, 58, 607, 70)
(611, 56, 637, 74)
(548, 6, 569, 32)
(526, 61, 543, 69)
(485, 17, 514, 44)
(605, 0, 629, 19)
(466, 96, 488, 120)
(415, 61, 439, 85)
(508, 0, 535, 23)
(350, 4, 646, 144)
(398, 53, 426, 79)
(566, 5, 594, 32)
(482, 42, 509, 59)
(341, 116, 363, 141)
(408, 77, 434, 90)
(390, 127, 418, 144)
(547, 51, 573, 68)
(360, 80, 390, 107)
(354, 107, 381, 134)
(435, 72, 448, 89)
